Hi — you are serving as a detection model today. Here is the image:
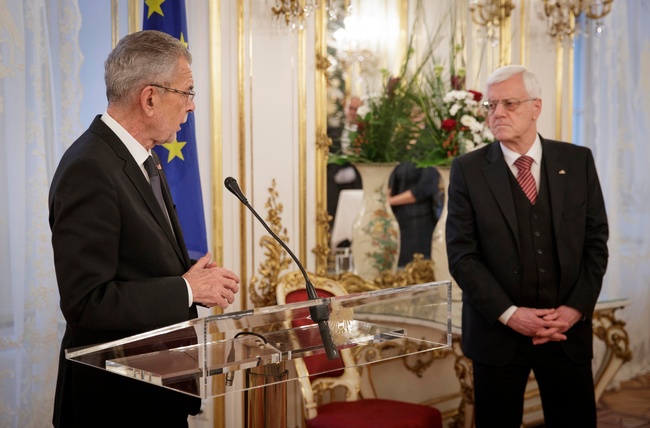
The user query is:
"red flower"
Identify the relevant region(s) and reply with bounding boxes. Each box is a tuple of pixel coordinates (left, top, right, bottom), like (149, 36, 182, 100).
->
(386, 77, 401, 97)
(451, 75, 465, 90)
(468, 90, 482, 102)
(442, 118, 457, 131)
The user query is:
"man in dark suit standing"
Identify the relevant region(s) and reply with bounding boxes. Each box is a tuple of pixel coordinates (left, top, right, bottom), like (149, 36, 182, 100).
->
(49, 30, 240, 427)
(446, 65, 608, 427)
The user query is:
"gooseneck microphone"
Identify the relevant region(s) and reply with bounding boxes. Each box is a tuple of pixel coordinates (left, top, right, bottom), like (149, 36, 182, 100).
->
(224, 177, 340, 360)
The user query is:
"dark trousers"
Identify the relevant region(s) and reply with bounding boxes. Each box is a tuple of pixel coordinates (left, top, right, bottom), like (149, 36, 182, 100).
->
(472, 340, 596, 428)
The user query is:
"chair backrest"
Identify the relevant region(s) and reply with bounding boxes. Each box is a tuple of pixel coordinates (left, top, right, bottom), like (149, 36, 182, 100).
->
(276, 272, 362, 420)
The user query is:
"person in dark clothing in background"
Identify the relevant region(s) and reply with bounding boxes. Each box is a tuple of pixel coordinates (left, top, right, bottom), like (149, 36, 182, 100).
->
(389, 162, 442, 266)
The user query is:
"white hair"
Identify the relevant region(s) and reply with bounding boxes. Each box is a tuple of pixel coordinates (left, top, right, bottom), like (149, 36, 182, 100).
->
(485, 65, 542, 99)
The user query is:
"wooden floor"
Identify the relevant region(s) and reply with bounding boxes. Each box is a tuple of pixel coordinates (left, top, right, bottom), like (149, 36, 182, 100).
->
(597, 372, 650, 427)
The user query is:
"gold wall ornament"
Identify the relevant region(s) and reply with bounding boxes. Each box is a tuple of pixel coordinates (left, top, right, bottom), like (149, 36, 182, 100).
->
(272, 0, 338, 31)
(450, 346, 474, 428)
(315, 52, 331, 72)
(542, 0, 615, 40)
(469, 0, 515, 66)
(469, 0, 515, 27)
(372, 254, 435, 288)
(358, 338, 451, 379)
(592, 306, 632, 362)
(313, 133, 332, 277)
(249, 180, 293, 308)
(312, 208, 332, 277)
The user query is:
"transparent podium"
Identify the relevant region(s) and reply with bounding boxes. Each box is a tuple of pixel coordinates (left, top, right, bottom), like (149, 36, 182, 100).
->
(66, 281, 451, 424)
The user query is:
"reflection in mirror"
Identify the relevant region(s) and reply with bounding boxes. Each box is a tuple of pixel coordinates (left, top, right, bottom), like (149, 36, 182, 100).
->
(325, 0, 407, 270)
(324, 0, 449, 274)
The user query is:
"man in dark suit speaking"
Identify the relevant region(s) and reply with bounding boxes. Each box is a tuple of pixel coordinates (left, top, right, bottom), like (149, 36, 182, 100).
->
(446, 65, 608, 427)
(49, 30, 240, 427)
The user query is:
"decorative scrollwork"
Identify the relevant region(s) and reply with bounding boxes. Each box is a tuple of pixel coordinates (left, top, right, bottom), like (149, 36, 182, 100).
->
(249, 180, 293, 308)
(450, 347, 474, 428)
(357, 338, 451, 378)
(313, 208, 332, 277)
(315, 132, 331, 152)
(592, 307, 632, 362)
(373, 254, 435, 287)
(315, 53, 331, 72)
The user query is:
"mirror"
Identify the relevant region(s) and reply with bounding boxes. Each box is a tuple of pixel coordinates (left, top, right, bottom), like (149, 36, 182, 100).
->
(321, 0, 445, 274)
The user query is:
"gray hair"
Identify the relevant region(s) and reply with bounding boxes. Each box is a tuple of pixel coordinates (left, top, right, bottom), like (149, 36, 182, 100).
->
(485, 65, 542, 99)
(104, 30, 192, 105)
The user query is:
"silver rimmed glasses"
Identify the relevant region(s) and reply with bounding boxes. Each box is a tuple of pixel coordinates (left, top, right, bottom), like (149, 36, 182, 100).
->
(149, 84, 195, 101)
(482, 98, 537, 113)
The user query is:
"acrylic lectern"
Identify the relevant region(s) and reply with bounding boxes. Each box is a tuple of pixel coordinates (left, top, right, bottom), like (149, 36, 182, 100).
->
(66, 281, 452, 426)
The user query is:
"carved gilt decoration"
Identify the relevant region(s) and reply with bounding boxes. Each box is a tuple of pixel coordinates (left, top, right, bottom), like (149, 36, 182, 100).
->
(592, 306, 632, 362)
(249, 180, 293, 308)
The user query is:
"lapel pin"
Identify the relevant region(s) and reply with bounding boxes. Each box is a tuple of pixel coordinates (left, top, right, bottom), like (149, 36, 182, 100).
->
(559, 170, 566, 175)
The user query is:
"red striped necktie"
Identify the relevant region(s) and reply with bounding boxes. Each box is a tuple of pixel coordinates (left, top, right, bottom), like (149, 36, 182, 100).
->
(514, 156, 537, 205)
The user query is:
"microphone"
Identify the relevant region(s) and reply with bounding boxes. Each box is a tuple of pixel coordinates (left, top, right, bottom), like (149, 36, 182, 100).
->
(224, 177, 340, 360)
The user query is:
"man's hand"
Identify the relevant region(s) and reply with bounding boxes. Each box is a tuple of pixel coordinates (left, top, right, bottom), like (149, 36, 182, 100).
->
(506, 307, 570, 343)
(532, 305, 583, 345)
(183, 253, 240, 309)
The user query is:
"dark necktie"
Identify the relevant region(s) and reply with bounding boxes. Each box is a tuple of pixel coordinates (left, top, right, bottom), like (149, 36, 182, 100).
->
(514, 156, 537, 205)
(143, 155, 172, 226)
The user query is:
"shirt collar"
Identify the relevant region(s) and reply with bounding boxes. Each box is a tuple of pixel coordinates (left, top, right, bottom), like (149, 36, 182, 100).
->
(500, 134, 542, 168)
(100, 111, 152, 166)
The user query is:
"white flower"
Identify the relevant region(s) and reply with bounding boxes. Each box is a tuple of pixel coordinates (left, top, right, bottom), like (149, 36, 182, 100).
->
(460, 114, 477, 127)
(356, 104, 371, 118)
(459, 138, 474, 154)
(449, 103, 461, 116)
(469, 122, 484, 134)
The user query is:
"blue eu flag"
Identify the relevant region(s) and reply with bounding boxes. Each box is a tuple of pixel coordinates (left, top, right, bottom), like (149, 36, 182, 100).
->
(143, 0, 208, 260)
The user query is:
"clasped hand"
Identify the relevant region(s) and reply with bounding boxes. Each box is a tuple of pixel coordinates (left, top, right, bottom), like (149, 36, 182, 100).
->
(183, 253, 240, 309)
(507, 306, 583, 345)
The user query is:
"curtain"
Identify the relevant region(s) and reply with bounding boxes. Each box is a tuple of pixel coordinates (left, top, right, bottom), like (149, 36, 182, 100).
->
(0, 1, 83, 427)
(575, 0, 650, 381)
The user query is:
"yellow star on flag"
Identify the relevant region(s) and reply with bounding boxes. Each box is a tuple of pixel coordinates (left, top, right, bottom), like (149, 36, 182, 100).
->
(179, 32, 188, 49)
(162, 140, 187, 162)
(145, 0, 165, 19)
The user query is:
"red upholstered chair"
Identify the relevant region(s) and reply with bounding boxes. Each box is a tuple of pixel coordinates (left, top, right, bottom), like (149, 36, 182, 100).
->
(276, 273, 443, 428)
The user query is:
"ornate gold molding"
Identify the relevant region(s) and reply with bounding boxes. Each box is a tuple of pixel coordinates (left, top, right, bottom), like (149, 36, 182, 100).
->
(450, 343, 474, 428)
(359, 339, 451, 379)
(593, 306, 632, 362)
(315, 53, 331, 72)
(249, 180, 293, 308)
(314, 4, 331, 276)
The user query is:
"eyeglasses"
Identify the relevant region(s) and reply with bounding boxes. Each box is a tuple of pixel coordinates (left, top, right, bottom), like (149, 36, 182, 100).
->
(149, 84, 195, 101)
(482, 98, 537, 113)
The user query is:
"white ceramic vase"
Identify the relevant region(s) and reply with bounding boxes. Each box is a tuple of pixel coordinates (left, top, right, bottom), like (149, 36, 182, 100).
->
(351, 162, 400, 281)
(430, 166, 463, 306)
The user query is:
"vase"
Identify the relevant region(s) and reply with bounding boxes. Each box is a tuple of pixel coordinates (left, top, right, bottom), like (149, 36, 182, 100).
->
(431, 166, 463, 307)
(351, 162, 400, 281)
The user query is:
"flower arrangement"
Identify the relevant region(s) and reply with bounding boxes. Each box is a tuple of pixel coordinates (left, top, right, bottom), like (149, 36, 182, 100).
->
(328, 3, 442, 166)
(439, 89, 494, 158)
(339, 74, 421, 164)
(411, 84, 493, 167)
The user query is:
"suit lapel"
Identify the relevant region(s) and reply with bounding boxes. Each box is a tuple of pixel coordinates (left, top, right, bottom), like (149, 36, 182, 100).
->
(483, 143, 519, 240)
(90, 117, 190, 268)
(540, 138, 568, 245)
